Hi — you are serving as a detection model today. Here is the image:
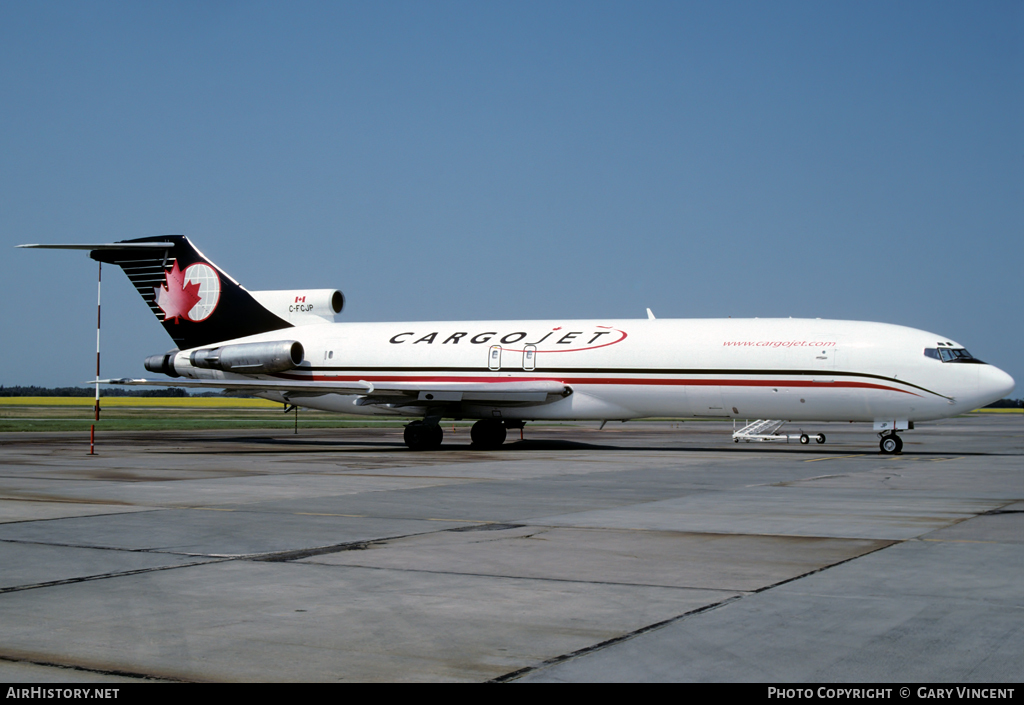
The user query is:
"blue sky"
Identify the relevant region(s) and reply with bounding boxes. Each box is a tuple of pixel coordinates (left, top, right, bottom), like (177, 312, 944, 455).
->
(1, 1, 1021, 391)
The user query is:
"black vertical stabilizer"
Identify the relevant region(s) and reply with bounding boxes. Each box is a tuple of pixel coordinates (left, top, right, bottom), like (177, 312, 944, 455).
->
(90, 235, 292, 349)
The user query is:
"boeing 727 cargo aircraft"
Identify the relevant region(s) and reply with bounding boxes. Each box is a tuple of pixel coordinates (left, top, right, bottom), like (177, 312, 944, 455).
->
(19, 236, 1015, 452)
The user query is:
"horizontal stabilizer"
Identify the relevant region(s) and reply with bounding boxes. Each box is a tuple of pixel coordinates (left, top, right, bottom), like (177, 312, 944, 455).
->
(17, 242, 176, 251)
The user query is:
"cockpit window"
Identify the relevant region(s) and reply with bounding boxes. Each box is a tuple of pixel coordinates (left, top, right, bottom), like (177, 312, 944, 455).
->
(925, 347, 984, 364)
(940, 347, 971, 362)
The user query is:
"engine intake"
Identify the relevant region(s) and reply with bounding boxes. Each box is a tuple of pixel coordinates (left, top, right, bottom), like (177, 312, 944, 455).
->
(190, 341, 304, 374)
(249, 289, 344, 325)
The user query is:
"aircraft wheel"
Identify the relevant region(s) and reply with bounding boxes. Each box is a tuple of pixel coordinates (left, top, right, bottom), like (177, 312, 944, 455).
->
(816, 434, 826, 444)
(405, 421, 443, 451)
(428, 423, 443, 448)
(799, 434, 809, 445)
(471, 419, 507, 449)
(879, 434, 902, 455)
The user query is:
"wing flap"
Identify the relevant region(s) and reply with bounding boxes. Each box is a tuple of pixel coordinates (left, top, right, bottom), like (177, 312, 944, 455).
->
(97, 377, 571, 407)
(348, 379, 570, 406)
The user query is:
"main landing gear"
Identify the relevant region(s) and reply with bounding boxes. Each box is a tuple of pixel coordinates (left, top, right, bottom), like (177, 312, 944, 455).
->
(879, 432, 903, 455)
(403, 419, 522, 450)
(404, 420, 443, 451)
(470, 419, 508, 449)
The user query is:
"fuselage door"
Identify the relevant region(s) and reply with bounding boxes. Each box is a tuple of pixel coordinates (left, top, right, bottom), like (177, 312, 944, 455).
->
(523, 345, 536, 371)
(488, 345, 501, 371)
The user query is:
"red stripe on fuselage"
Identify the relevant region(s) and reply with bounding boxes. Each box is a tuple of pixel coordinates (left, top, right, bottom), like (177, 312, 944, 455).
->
(273, 372, 920, 396)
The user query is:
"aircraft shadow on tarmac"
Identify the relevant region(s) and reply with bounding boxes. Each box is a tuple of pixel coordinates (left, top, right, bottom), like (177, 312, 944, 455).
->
(184, 433, 1002, 456)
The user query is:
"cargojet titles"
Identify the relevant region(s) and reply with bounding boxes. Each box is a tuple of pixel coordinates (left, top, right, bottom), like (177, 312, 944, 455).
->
(387, 326, 628, 352)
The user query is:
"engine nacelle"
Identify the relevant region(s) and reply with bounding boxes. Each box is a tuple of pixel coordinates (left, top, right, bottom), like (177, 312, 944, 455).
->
(250, 289, 344, 325)
(189, 341, 304, 375)
(144, 350, 181, 378)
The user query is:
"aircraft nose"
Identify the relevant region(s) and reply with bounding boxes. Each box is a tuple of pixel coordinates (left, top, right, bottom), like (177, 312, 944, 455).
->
(980, 364, 1016, 403)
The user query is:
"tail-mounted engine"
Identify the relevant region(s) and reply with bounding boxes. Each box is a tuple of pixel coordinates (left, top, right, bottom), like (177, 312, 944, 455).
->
(144, 350, 181, 378)
(146, 341, 304, 377)
(189, 341, 305, 375)
(249, 289, 344, 325)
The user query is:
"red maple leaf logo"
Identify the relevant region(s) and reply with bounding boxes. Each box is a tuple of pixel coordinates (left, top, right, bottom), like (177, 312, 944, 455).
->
(154, 260, 202, 324)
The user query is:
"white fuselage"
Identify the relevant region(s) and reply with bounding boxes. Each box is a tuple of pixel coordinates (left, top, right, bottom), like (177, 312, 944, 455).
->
(173, 317, 1015, 424)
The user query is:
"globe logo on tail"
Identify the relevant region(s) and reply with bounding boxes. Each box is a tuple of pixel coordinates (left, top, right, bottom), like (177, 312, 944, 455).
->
(154, 260, 221, 323)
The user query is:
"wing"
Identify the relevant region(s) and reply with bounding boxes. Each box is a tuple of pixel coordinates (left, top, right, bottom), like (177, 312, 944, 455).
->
(98, 377, 572, 407)
(352, 379, 572, 408)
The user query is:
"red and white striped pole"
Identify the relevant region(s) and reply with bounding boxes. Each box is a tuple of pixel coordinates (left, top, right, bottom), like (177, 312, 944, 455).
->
(91, 261, 101, 455)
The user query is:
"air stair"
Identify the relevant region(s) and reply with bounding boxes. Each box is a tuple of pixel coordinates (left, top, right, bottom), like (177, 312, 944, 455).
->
(732, 419, 826, 445)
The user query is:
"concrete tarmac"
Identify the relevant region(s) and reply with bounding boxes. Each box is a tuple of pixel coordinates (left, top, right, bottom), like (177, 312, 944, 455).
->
(0, 415, 1020, 682)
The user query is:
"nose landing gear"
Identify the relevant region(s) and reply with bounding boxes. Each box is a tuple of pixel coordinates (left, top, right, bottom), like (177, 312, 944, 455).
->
(879, 432, 903, 454)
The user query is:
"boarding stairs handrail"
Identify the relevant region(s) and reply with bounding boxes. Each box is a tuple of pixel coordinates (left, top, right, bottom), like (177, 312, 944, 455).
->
(732, 419, 787, 442)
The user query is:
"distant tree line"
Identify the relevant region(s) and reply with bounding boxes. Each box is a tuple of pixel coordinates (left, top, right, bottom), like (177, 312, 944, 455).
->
(984, 398, 1023, 408)
(0, 386, 252, 398)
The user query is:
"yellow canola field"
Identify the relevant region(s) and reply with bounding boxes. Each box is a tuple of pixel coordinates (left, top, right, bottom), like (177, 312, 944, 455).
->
(0, 397, 282, 408)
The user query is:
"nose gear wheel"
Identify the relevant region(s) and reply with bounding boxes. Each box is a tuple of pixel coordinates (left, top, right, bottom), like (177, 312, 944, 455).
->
(879, 433, 903, 454)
